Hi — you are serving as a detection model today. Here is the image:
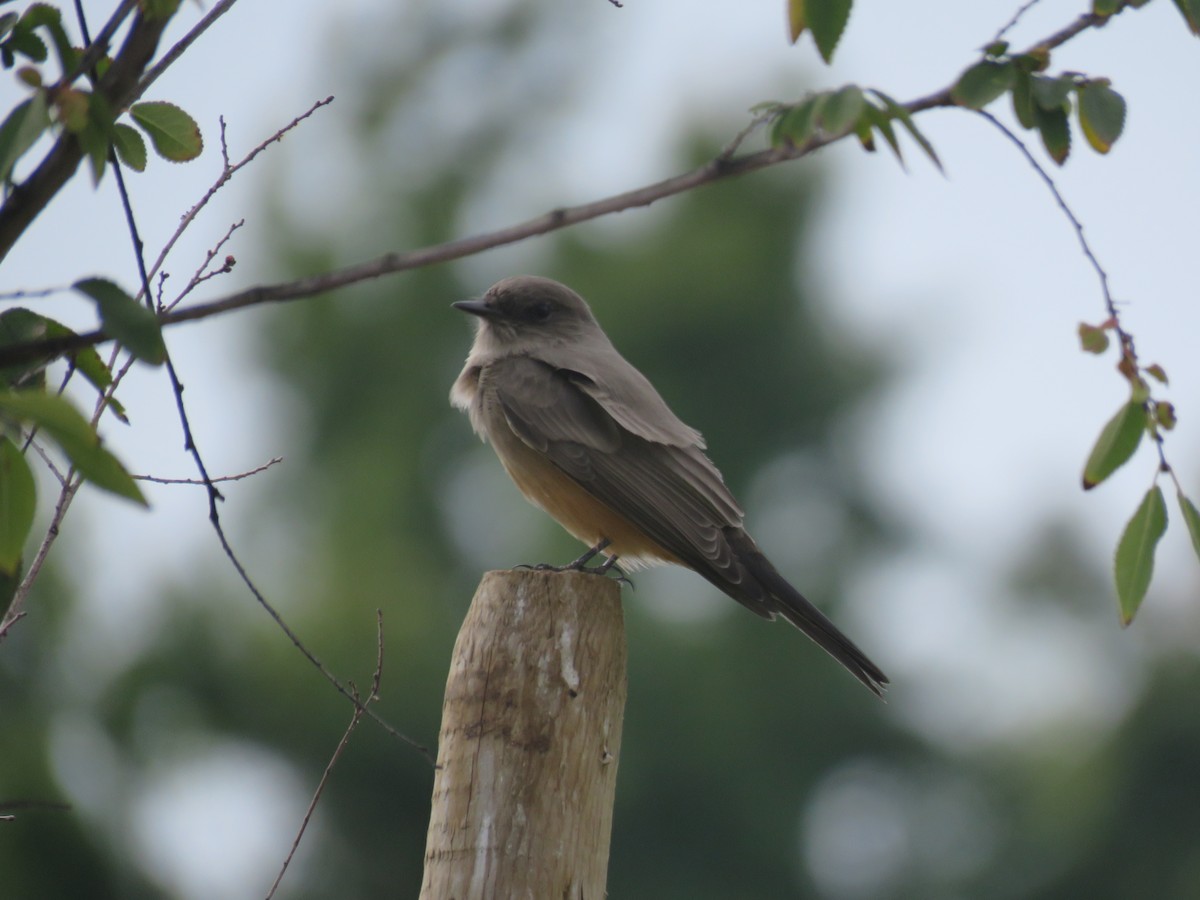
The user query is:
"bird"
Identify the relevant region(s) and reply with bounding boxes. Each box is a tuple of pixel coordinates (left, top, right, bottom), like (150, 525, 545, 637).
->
(450, 275, 888, 696)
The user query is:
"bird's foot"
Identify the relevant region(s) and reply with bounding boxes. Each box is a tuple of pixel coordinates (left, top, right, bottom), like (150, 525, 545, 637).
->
(511, 538, 634, 587)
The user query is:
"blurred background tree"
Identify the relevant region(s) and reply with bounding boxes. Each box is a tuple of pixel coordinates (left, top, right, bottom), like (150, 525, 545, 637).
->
(2, 1, 1199, 898)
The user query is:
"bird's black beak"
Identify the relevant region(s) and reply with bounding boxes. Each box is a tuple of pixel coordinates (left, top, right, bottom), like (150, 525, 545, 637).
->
(452, 298, 495, 319)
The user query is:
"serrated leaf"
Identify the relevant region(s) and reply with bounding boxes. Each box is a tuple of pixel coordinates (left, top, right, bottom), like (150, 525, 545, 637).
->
(0, 93, 50, 183)
(0, 435, 35, 574)
(864, 102, 903, 166)
(820, 84, 865, 137)
(952, 60, 1015, 110)
(0, 390, 145, 503)
(1178, 492, 1200, 563)
(6, 27, 47, 63)
(1114, 485, 1166, 626)
(1032, 75, 1073, 111)
(1077, 82, 1126, 153)
(76, 120, 109, 184)
(0, 308, 124, 419)
(1144, 363, 1168, 385)
(1082, 400, 1146, 490)
(1154, 400, 1176, 430)
(1011, 69, 1036, 129)
(1078, 322, 1110, 354)
(806, 0, 852, 64)
(787, 0, 806, 43)
(1034, 102, 1071, 165)
(1171, 0, 1200, 34)
(0, 307, 49, 386)
(869, 89, 943, 172)
(112, 122, 146, 171)
(771, 95, 823, 147)
(73, 278, 166, 365)
(130, 101, 202, 162)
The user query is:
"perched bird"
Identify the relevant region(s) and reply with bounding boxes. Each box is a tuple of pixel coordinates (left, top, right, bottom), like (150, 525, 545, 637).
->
(451, 275, 887, 696)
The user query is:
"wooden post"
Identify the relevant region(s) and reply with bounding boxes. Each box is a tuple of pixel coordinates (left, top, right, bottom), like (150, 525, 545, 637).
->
(420, 569, 627, 899)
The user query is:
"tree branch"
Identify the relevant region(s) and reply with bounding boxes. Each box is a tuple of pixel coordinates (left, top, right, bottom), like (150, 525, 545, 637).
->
(0, 8, 172, 263)
(0, 7, 1118, 370)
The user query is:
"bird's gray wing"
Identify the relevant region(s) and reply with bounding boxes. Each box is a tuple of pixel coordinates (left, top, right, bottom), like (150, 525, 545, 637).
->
(488, 355, 758, 590)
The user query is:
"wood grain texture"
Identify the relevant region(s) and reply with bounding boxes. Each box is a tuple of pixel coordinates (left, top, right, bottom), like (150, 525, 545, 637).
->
(421, 569, 626, 900)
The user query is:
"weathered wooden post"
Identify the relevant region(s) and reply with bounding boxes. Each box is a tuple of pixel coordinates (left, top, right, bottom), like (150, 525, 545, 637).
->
(420, 569, 626, 899)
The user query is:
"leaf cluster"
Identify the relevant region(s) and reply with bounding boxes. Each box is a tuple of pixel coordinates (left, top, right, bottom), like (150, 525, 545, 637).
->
(1076, 320, 1196, 625)
(0, 1, 202, 186)
(951, 42, 1127, 165)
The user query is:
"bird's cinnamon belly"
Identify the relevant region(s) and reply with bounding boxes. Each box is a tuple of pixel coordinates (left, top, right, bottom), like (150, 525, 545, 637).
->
(489, 425, 682, 568)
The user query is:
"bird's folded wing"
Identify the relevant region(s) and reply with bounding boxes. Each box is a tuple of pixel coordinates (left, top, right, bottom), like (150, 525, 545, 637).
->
(490, 356, 748, 578)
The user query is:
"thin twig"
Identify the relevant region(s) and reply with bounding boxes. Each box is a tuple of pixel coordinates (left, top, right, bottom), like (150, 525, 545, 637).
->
(0, 286, 68, 300)
(993, 0, 1048, 44)
(978, 109, 1171, 474)
(144, 98, 335, 306)
(135, 0, 242, 100)
(133, 456, 283, 485)
(0, 11, 1119, 371)
(265, 610, 386, 899)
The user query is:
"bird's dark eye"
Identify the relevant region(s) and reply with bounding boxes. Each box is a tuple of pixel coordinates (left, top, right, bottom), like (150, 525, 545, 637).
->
(527, 301, 553, 321)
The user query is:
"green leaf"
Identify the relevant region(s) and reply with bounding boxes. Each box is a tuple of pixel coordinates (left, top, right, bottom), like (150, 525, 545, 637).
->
(6, 27, 47, 63)
(805, 0, 852, 63)
(771, 95, 824, 147)
(787, 0, 806, 43)
(0, 12, 21, 41)
(0, 390, 145, 503)
(1093, 0, 1122, 14)
(1144, 363, 1168, 385)
(1154, 400, 1176, 430)
(819, 84, 865, 137)
(1171, 0, 1200, 34)
(73, 278, 166, 366)
(0, 435, 35, 574)
(76, 120, 109, 184)
(1032, 75, 1073, 111)
(952, 60, 1015, 110)
(130, 101, 203, 162)
(0, 308, 125, 420)
(1034, 102, 1071, 165)
(869, 89, 943, 172)
(1082, 400, 1146, 490)
(1114, 485, 1167, 626)
(1078, 322, 1110, 354)
(1077, 82, 1126, 154)
(1177, 492, 1200, 563)
(864, 102, 903, 166)
(112, 122, 147, 171)
(0, 93, 50, 183)
(1011, 69, 1036, 129)
(141, 0, 183, 20)
(0, 306, 50, 388)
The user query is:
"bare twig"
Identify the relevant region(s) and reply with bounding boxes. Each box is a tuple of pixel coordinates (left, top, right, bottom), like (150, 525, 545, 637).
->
(133, 456, 283, 485)
(0, 286, 69, 301)
(135, 0, 242, 100)
(265, 610, 386, 899)
(0, 476, 81, 639)
(993, 0, 1048, 44)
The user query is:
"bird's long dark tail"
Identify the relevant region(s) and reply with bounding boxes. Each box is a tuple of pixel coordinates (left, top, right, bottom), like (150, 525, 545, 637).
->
(716, 530, 889, 697)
